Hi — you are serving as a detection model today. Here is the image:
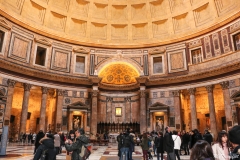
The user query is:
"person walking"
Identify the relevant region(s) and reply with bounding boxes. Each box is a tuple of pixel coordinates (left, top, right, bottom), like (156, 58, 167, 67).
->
(163, 126, 175, 160)
(54, 132, 61, 155)
(190, 140, 214, 160)
(65, 128, 89, 160)
(212, 131, 230, 160)
(154, 131, 164, 160)
(172, 130, 181, 160)
(34, 130, 45, 154)
(140, 133, 149, 160)
(119, 131, 133, 160)
(203, 130, 213, 145)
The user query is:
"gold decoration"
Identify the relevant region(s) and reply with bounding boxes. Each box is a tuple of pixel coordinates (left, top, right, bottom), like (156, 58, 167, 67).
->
(98, 62, 139, 85)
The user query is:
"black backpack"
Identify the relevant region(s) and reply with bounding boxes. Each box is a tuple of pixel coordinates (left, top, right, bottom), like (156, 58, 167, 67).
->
(121, 135, 131, 147)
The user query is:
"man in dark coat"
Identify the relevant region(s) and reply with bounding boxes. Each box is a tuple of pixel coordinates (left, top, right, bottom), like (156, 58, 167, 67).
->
(33, 133, 56, 160)
(155, 131, 164, 160)
(190, 129, 202, 149)
(65, 128, 89, 160)
(163, 126, 175, 160)
(203, 129, 213, 145)
(181, 130, 190, 155)
(34, 130, 45, 154)
(229, 125, 240, 160)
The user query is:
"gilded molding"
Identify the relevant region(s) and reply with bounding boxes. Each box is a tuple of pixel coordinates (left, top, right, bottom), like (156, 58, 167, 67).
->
(7, 79, 16, 88)
(220, 81, 229, 90)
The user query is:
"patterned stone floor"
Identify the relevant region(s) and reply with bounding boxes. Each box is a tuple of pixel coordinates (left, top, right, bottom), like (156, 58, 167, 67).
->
(0, 142, 191, 160)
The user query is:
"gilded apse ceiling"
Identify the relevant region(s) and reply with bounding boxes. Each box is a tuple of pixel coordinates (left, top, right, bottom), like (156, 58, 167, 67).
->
(0, 0, 239, 48)
(98, 62, 139, 85)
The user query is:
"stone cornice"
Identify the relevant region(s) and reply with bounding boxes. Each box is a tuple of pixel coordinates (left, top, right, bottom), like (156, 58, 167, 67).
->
(0, 59, 91, 85)
(98, 82, 139, 91)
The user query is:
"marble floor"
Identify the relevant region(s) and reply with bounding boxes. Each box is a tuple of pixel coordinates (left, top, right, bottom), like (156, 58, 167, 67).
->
(0, 143, 191, 160)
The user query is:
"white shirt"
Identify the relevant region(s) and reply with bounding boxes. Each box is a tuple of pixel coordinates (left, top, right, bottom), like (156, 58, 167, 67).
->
(172, 135, 181, 150)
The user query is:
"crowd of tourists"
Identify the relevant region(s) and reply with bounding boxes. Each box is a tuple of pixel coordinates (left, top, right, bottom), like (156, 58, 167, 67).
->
(117, 125, 240, 160)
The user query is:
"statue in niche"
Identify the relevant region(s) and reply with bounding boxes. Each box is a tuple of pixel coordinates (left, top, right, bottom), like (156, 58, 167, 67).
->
(156, 117, 164, 132)
(73, 116, 81, 129)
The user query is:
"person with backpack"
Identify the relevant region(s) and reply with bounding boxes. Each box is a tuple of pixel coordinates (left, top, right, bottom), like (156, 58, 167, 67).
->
(154, 131, 164, 160)
(163, 126, 175, 160)
(65, 128, 89, 160)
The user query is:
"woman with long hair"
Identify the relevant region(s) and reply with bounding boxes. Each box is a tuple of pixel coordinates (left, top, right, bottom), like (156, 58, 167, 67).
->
(140, 133, 149, 160)
(212, 131, 230, 160)
(190, 140, 215, 160)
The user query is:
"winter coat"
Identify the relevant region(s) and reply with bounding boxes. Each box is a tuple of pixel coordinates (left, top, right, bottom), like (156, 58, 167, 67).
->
(182, 133, 189, 145)
(65, 134, 89, 160)
(35, 132, 45, 149)
(172, 135, 181, 150)
(140, 138, 149, 151)
(54, 134, 61, 147)
(33, 137, 56, 160)
(154, 136, 164, 153)
(212, 143, 230, 160)
(163, 131, 174, 153)
(203, 132, 213, 145)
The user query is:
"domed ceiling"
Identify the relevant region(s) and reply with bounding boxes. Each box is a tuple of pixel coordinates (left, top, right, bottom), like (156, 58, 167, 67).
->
(98, 62, 139, 85)
(0, 0, 239, 48)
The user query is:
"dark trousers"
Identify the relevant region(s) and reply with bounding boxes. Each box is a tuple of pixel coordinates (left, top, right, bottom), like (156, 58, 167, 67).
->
(157, 152, 164, 160)
(167, 152, 176, 160)
(182, 143, 189, 155)
(174, 149, 180, 160)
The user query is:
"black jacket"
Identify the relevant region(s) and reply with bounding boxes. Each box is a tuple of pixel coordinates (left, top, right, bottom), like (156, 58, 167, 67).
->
(35, 132, 45, 148)
(155, 136, 164, 153)
(65, 134, 89, 160)
(33, 137, 55, 160)
(182, 133, 189, 145)
(231, 145, 240, 160)
(203, 132, 213, 145)
(163, 131, 174, 153)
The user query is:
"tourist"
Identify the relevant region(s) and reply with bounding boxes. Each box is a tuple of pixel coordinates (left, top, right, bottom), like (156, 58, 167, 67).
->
(172, 130, 181, 160)
(181, 130, 190, 155)
(28, 132, 33, 145)
(33, 133, 56, 160)
(32, 132, 36, 144)
(22, 133, 26, 144)
(54, 132, 61, 155)
(128, 128, 135, 160)
(117, 132, 123, 158)
(203, 129, 213, 145)
(190, 140, 214, 160)
(212, 131, 230, 160)
(34, 130, 45, 154)
(140, 133, 149, 160)
(228, 125, 240, 160)
(154, 131, 164, 160)
(163, 126, 175, 160)
(190, 129, 203, 149)
(65, 128, 89, 160)
(119, 131, 133, 160)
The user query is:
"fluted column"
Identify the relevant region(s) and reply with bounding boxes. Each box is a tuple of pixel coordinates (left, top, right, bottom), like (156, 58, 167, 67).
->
(55, 89, 64, 131)
(172, 90, 182, 130)
(139, 89, 147, 133)
(205, 85, 218, 139)
(20, 83, 32, 134)
(106, 97, 112, 123)
(188, 88, 198, 130)
(220, 81, 233, 130)
(39, 87, 49, 132)
(4, 80, 16, 125)
(91, 90, 98, 135)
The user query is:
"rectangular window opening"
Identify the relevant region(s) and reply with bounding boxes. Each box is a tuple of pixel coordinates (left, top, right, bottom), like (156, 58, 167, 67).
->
(0, 30, 5, 52)
(75, 56, 85, 73)
(35, 46, 46, 66)
(191, 48, 202, 64)
(153, 56, 163, 74)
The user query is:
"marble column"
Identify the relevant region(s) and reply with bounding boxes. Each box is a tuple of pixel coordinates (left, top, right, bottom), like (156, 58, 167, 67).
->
(67, 108, 71, 131)
(39, 87, 48, 132)
(91, 90, 98, 135)
(188, 88, 198, 130)
(220, 81, 233, 130)
(205, 85, 218, 139)
(20, 83, 32, 134)
(125, 97, 131, 123)
(55, 89, 64, 131)
(4, 79, 16, 125)
(83, 112, 87, 131)
(172, 90, 182, 130)
(139, 89, 147, 133)
(106, 97, 112, 123)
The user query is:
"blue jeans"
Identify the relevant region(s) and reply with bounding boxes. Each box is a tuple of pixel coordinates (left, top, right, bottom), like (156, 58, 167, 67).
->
(120, 147, 129, 160)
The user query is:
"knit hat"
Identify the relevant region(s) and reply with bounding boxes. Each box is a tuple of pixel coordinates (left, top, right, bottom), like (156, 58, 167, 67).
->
(229, 125, 240, 144)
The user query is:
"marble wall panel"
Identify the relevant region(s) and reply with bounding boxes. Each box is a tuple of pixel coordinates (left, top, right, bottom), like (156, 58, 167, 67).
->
(167, 49, 187, 73)
(51, 47, 71, 72)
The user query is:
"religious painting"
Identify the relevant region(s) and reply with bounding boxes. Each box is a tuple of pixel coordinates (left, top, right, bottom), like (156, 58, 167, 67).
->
(73, 115, 81, 129)
(116, 107, 122, 117)
(155, 116, 164, 132)
(233, 32, 240, 51)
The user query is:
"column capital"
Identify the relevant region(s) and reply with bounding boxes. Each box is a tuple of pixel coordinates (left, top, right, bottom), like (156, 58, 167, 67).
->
(124, 97, 131, 102)
(106, 97, 113, 102)
(7, 79, 16, 88)
(172, 90, 180, 97)
(57, 89, 64, 96)
(220, 81, 229, 90)
(41, 87, 49, 94)
(91, 90, 99, 97)
(139, 90, 146, 98)
(23, 83, 32, 91)
(188, 88, 196, 95)
(205, 85, 214, 93)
